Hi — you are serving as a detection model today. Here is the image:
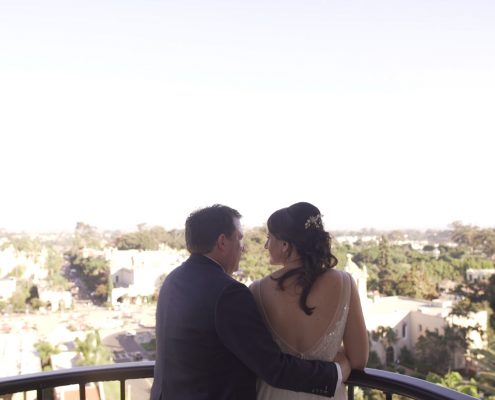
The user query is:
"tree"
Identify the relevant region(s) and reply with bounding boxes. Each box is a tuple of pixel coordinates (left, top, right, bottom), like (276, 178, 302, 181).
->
(366, 350, 383, 369)
(398, 346, 415, 369)
(378, 236, 390, 269)
(371, 326, 398, 366)
(10, 284, 29, 313)
(415, 326, 468, 375)
(34, 340, 61, 400)
(474, 229, 495, 258)
(73, 222, 102, 250)
(395, 263, 437, 299)
(416, 330, 449, 374)
(8, 265, 25, 279)
(26, 285, 40, 308)
(35, 340, 60, 371)
(114, 231, 159, 250)
(443, 325, 469, 363)
(426, 371, 478, 397)
(475, 338, 495, 397)
(113, 225, 186, 250)
(378, 236, 395, 295)
(450, 298, 482, 317)
(45, 247, 64, 277)
(450, 221, 495, 257)
(75, 256, 110, 304)
(238, 227, 273, 281)
(9, 236, 41, 256)
(488, 275, 495, 330)
(450, 221, 477, 251)
(74, 330, 112, 366)
(79, 256, 109, 277)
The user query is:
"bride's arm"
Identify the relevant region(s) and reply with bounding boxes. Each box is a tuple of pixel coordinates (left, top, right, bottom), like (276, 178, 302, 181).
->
(342, 277, 369, 369)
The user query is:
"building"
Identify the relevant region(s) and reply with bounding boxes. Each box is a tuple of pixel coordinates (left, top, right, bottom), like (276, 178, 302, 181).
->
(104, 247, 188, 305)
(0, 245, 48, 283)
(0, 278, 16, 300)
(0, 331, 41, 399)
(465, 268, 495, 283)
(38, 290, 73, 312)
(344, 255, 488, 368)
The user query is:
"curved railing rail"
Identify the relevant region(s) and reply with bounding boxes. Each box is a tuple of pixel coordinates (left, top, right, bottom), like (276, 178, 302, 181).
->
(0, 362, 153, 400)
(347, 369, 477, 400)
(0, 362, 477, 400)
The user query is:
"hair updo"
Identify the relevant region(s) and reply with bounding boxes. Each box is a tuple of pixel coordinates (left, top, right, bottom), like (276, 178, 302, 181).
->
(267, 202, 338, 315)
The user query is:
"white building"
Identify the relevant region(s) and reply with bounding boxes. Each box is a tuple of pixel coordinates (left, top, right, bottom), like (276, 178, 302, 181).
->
(38, 290, 73, 311)
(344, 255, 488, 368)
(335, 235, 379, 245)
(105, 247, 188, 304)
(343, 254, 368, 306)
(466, 268, 495, 283)
(0, 245, 48, 282)
(0, 277, 16, 300)
(0, 331, 41, 400)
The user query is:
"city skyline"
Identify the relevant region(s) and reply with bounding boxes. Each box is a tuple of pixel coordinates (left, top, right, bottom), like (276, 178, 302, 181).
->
(1, 1, 494, 233)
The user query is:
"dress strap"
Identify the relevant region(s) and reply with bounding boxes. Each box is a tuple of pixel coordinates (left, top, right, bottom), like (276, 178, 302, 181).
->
(342, 271, 352, 309)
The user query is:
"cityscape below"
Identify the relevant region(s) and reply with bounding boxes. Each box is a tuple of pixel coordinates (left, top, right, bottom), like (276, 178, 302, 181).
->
(1, 222, 494, 399)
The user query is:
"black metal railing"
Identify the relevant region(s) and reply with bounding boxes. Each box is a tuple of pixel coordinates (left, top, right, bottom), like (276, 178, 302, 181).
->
(0, 362, 477, 400)
(346, 369, 477, 400)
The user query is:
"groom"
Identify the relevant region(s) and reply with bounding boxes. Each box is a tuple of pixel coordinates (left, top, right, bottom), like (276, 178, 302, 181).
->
(150, 204, 350, 400)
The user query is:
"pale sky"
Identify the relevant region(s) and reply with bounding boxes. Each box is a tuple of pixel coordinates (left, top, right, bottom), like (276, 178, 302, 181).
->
(1, 0, 494, 233)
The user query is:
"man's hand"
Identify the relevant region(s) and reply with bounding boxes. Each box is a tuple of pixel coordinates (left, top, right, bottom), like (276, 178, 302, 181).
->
(334, 351, 351, 382)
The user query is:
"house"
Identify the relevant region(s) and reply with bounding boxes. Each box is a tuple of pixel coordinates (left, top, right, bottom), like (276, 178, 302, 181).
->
(344, 255, 488, 368)
(0, 245, 48, 282)
(0, 330, 41, 399)
(465, 268, 495, 283)
(38, 290, 73, 312)
(0, 277, 16, 300)
(104, 247, 188, 305)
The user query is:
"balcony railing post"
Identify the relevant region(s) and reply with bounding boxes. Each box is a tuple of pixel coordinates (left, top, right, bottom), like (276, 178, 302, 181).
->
(120, 379, 126, 400)
(79, 383, 86, 400)
(347, 384, 354, 400)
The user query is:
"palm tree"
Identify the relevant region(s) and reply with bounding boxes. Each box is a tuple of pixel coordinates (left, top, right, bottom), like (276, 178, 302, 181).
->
(34, 340, 60, 371)
(475, 338, 495, 397)
(372, 326, 398, 366)
(443, 325, 469, 369)
(74, 330, 112, 366)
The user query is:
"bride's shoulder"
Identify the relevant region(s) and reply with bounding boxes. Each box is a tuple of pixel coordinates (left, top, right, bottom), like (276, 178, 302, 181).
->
(319, 268, 352, 288)
(320, 267, 344, 281)
(248, 277, 264, 292)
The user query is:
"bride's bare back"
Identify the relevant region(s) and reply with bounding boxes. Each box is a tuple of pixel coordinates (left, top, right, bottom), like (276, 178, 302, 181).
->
(251, 268, 368, 368)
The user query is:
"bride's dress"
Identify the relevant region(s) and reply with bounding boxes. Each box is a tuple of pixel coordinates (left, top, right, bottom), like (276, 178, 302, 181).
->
(252, 270, 352, 400)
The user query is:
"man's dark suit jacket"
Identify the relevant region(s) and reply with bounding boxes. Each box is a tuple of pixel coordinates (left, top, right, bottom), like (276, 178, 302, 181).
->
(150, 254, 339, 400)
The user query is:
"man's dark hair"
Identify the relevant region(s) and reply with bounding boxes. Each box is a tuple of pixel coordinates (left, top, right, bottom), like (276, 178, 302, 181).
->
(185, 204, 242, 254)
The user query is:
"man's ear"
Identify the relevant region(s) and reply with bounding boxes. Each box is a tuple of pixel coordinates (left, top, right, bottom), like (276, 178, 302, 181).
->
(217, 233, 227, 251)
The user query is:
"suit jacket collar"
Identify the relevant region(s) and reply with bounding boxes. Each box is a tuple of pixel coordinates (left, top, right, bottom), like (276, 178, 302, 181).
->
(189, 253, 226, 273)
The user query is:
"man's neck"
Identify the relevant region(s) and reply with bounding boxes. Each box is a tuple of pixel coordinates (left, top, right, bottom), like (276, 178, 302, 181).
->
(204, 254, 227, 274)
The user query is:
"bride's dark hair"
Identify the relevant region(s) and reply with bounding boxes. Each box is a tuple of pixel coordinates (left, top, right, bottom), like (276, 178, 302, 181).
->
(267, 202, 338, 315)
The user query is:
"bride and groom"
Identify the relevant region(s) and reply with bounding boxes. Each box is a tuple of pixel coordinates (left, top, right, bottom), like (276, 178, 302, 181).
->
(150, 202, 368, 400)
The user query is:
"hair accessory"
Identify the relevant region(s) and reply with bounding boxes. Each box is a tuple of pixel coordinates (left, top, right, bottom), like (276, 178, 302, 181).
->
(304, 214, 323, 229)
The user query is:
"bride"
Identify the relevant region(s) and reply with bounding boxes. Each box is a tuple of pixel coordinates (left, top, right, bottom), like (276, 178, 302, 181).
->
(250, 202, 368, 399)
